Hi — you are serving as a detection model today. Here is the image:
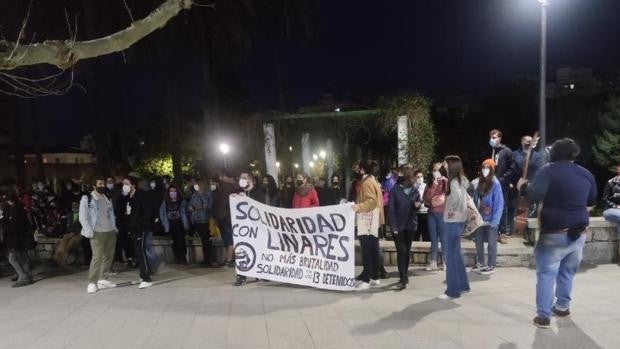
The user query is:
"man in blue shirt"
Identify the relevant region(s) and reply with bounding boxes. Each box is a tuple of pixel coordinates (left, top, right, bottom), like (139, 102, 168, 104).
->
(523, 138, 597, 329)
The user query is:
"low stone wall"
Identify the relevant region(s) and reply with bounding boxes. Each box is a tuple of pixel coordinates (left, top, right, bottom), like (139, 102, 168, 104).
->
(526, 217, 619, 264)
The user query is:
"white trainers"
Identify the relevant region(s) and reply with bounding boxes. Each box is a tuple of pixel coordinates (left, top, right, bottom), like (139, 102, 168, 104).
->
(425, 261, 439, 271)
(471, 264, 485, 273)
(369, 279, 381, 287)
(437, 293, 456, 300)
(355, 281, 370, 291)
(97, 280, 117, 289)
(86, 283, 98, 294)
(138, 281, 153, 289)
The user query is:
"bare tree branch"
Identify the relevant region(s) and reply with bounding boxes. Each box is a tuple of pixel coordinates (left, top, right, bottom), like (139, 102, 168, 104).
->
(7, 0, 33, 61)
(0, 0, 194, 71)
(122, 0, 135, 22)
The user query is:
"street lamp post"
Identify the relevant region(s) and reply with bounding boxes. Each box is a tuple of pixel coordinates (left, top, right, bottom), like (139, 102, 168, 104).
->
(539, 0, 550, 149)
(219, 143, 230, 168)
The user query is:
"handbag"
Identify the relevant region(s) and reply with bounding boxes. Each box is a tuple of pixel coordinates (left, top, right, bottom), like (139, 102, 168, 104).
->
(463, 194, 486, 237)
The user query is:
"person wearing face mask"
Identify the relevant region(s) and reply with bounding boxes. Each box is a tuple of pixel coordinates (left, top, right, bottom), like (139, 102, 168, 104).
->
(146, 177, 165, 236)
(188, 179, 216, 267)
(1, 193, 33, 287)
(348, 161, 363, 202)
(78, 177, 119, 294)
(280, 175, 295, 208)
(413, 169, 430, 243)
(485, 129, 516, 244)
(292, 173, 319, 209)
(468, 159, 504, 276)
(213, 168, 237, 268)
(322, 174, 346, 205)
(422, 162, 449, 271)
(388, 167, 422, 290)
(123, 176, 156, 289)
(351, 159, 385, 291)
(316, 177, 330, 206)
(112, 177, 134, 269)
(159, 186, 190, 264)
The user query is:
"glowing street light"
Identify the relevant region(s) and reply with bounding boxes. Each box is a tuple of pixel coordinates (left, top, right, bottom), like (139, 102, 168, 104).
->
(219, 143, 230, 155)
(289, 146, 293, 152)
(275, 161, 281, 168)
(294, 163, 299, 169)
(309, 161, 315, 168)
(312, 154, 318, 161)
(319, 150, 326, 160)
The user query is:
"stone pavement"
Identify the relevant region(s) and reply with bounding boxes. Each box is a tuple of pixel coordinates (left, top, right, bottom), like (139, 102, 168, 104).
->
(1, 263, 619, 349)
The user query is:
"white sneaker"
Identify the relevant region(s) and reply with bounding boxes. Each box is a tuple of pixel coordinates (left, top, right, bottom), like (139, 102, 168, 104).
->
(369, 279, 381, 287)
(86, 283, 98, 294)
(97, 280, 117, 289)
(471, 264, 485, 273)
(355, 281, 370, 291)
(425, 261, 439, 271)
(437, 293, 456, 300)
(138, 281, 153, 289)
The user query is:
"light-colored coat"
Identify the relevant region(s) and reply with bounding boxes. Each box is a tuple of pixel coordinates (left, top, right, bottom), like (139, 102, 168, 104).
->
(79, 192, 117, 238)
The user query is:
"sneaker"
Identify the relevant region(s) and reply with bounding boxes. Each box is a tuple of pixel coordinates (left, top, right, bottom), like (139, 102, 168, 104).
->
(12, 280, 32, 288)
(369, 279, 381, 287)
(86, 283, 98, 294)
(138, 281, 153, 289)
(355, 272, 366, 281)
(498, 234, 509, 244)
(355, 281, 370, 291)
(425, 261, 439, 271)
(393, 282, 406, 291)
(472, 264, 485, 273)
(379, 267, 389, 279)
(552, 306, 571, 317)
(234, 276, 247, 286)
(479, 266, 495, 275)
(437, 293, 456, 300)
(533, 316, 551, 329)
(97, 280, 117, 289)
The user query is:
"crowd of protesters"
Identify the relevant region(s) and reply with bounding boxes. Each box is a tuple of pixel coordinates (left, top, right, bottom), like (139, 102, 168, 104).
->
(0, 129, 617, 330)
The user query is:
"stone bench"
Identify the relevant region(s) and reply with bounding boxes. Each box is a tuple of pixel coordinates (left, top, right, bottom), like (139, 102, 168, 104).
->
(526, 217, 619, 264)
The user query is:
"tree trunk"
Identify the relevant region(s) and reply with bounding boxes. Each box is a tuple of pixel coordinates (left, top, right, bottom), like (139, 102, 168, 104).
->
(27, 101, 45, 182)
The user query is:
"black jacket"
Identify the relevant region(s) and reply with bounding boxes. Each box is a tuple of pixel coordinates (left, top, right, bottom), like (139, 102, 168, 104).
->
(320, 187, 345, 206)
(127, 189, 152, 233)
(1, 204, 29, 250)
(388, 184, 421, 232)
(485, 144, 515, 187)
(603, 176, 620, 209)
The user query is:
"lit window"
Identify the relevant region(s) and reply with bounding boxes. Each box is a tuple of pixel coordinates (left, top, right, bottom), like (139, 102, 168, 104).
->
(569, 84, 575, 90)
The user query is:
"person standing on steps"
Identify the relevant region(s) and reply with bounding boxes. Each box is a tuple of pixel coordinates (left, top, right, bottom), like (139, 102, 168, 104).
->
(423, 162, 448, 271)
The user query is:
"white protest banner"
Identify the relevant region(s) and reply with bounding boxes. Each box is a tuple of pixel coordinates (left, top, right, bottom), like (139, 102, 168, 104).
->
(229, 195, 356, 291)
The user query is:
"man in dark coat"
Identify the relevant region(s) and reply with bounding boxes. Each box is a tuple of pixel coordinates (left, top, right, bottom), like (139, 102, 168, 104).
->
(1, 193, 33, 287)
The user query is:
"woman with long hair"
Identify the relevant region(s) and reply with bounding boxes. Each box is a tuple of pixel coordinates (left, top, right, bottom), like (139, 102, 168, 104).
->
(439, 155, 471, 299)
(423, 162, 448, 271)
(468, 159, 504, 276)
(159, 185, 189, 264)
(261, 175, 282, 207)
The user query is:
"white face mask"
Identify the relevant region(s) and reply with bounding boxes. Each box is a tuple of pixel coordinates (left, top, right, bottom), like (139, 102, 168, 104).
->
(150, 182, 156, 190)
(210, 184, 217, 191)
(193, 184, 200, 192)
(432, 171, 441, 179)
(106, 183, 114, 190)
(238, 179, 248, 189)
(122, 184, 131, 195)
(416, 178, 424, 185)
(481, 168, 491, 178)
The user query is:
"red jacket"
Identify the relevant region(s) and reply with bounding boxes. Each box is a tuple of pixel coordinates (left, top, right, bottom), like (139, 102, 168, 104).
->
(292, 186, 319, 208)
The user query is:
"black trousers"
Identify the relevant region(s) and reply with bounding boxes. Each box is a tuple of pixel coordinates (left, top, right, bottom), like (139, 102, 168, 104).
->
(415, 213, 430, 242)
(195, 223, 212, 264)
(81, 236, 92, 265)
(359, 235, 379, 283)
(131, 231, 151, 282)
(169, 220, 187, 263)
(394, 229, 415, 283)
(114, 228, 133, 262)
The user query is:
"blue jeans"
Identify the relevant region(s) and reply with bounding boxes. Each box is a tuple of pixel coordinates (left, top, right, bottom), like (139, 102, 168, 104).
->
(475, 225, 498, 267)
(427, 212, 445, 261)
(444, 222, 470, 298)
(145, 231, 160, 272)
(603, 208, 620, 236)
(535, 233, 586, 319)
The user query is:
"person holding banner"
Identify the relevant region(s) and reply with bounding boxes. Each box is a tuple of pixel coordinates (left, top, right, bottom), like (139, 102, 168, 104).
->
(235, 172, 266, 286)
(439, 155, 471, 300)
(352, 160, 385, 291)
(213, 169, 237, 268)
(388, 167, 422, 290)
(292, 173, 319, 209)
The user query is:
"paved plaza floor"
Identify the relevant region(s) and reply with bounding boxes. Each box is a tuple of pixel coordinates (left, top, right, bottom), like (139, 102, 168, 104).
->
(1, 263, 619, 349)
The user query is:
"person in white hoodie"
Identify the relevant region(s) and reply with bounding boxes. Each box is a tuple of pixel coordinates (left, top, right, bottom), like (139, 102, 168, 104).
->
(79, 177, 118, 294)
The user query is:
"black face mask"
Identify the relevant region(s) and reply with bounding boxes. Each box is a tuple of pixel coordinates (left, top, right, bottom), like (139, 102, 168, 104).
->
(353, 172, 362, 180)
(96, 187, 106, 194)
(286, 181, 293, 187)
(296, 180, 304, 187)
(332, 182, 339, 187)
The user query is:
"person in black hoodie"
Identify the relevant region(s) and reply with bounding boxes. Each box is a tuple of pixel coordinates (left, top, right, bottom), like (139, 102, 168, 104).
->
(486, 129, 515, 243)
(260, 175, 282, 208)
(1, 193, 33, 287)
(123, 176, 155, 289)
(280, 175, 295, 208)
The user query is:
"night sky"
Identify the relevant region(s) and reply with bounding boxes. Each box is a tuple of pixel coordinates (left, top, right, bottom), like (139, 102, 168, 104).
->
(19, 0, 620, 146)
